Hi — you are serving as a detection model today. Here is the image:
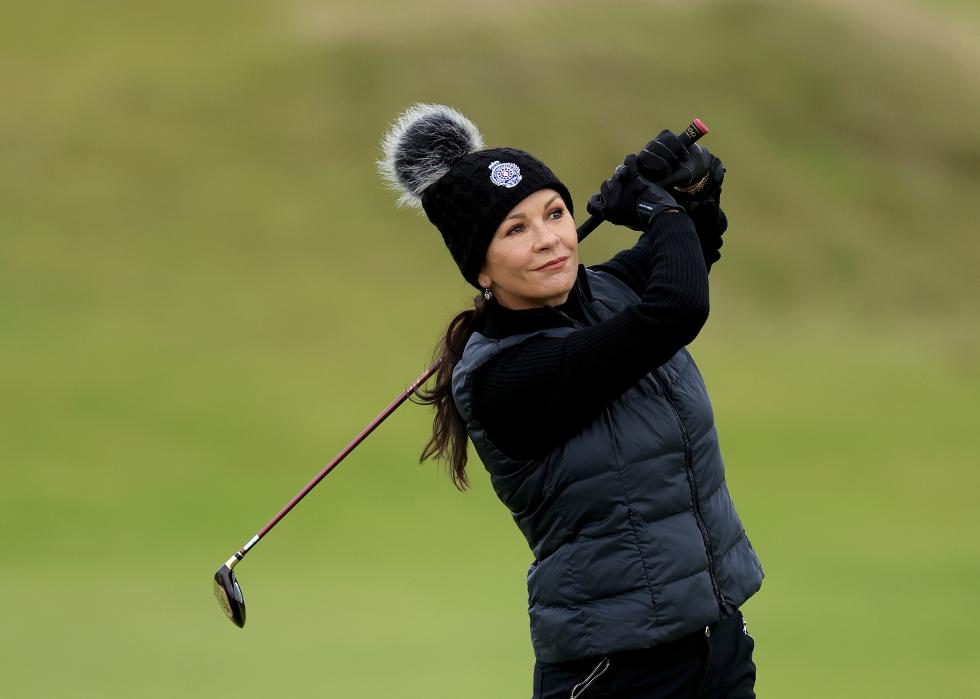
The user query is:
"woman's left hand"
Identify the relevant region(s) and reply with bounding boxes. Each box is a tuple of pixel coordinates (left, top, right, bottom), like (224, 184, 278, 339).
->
(655, 145, 724, 202)
(656, 148, 727, 271)
(586, 154, 683, 231)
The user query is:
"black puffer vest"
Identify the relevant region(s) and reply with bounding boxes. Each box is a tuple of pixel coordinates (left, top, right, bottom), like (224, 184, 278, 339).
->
(451, 268, 764, 663)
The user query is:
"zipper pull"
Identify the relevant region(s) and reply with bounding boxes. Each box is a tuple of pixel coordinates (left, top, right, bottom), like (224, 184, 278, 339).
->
(570, 657, 611, 698)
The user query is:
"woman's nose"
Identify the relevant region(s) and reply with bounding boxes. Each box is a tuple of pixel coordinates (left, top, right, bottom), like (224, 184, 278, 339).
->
(533, 226, 560, 250)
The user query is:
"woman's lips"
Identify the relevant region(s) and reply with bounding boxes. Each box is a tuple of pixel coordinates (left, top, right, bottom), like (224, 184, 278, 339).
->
(534, 256, 568, 271)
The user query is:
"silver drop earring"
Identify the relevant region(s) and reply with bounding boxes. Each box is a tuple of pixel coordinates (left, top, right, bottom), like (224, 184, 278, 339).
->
(483, 287, 493, 301)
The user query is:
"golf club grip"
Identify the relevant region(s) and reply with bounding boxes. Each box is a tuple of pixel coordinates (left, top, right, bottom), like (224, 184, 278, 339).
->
(576, 118, 709, 242)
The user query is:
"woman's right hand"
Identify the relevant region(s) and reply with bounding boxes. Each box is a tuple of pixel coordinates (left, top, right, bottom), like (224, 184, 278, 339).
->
(586, 154, 682, 231)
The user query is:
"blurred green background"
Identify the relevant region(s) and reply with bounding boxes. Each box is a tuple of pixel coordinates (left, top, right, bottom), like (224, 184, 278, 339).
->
(2, 0, 978, 696)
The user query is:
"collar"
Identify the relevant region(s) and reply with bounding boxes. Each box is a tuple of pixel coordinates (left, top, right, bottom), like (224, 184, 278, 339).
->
(480, 264, 595, 339)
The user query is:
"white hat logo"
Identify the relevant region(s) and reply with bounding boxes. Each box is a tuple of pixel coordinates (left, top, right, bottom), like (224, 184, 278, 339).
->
(488, 161, 522, 188)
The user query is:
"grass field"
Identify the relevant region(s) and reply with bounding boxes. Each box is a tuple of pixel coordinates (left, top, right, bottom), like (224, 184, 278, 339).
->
(2, 1, 978, 696)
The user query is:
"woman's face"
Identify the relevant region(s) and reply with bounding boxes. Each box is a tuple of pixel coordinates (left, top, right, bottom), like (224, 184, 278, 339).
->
(477, 188, 579, 310)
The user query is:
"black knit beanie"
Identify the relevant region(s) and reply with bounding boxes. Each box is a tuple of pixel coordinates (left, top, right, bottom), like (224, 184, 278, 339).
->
(378, 104, 573, 289)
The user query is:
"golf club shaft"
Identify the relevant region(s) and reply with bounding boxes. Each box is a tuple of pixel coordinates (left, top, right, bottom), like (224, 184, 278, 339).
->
(576, 118, 709, 242)
(229, 361, 439, 563)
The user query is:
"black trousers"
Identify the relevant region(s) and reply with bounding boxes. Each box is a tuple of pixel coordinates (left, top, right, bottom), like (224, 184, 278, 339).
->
(531, 610, 755, 699)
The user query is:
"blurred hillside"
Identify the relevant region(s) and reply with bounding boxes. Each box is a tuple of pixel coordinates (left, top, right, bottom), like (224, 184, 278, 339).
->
(4, 0, 979, 351)
(1, 1, 978, 697)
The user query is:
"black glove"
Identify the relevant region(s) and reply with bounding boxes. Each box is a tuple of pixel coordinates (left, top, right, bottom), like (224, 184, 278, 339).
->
(586, 154, 681, 231)
(643, 140, 722, 197)
(635, 130, 689, 183)
(636, 132, 725, 215)
(647, 143, 727, 267)
(682, 164, 725, 231)
(672, 149, 726, 264)
(672, 146, 723, 200)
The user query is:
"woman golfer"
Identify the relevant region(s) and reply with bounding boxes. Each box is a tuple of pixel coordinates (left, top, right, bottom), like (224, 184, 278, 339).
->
(379, 104, 764, 698)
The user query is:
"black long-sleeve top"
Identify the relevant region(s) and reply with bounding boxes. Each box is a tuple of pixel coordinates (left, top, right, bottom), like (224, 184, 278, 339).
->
(469, 209, 725, 462)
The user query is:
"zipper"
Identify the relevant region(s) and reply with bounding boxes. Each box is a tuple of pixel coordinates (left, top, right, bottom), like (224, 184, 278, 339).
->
(552, 282, 599, 330)
(653, 373, 727, 614)
(576, 284, 603, 325)
(574, 279, 725, 612)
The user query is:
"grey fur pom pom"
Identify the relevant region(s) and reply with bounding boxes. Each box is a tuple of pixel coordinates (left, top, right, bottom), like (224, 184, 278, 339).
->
(378, 103, 485, 209)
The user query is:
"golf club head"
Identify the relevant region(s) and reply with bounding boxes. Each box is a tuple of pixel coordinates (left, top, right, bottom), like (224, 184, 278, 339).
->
(213, 561, 246, 628)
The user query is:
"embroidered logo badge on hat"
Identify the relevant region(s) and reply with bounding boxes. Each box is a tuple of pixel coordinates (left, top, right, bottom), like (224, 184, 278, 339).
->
(488, 161, 522, 188)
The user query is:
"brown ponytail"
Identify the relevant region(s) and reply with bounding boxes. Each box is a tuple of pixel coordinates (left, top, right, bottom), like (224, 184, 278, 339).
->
(413, 293, 489, 491)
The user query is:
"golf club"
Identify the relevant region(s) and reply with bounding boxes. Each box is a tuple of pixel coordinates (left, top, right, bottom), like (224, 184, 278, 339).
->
(213, 117, 711, 628)
(212, 362, 438, 628)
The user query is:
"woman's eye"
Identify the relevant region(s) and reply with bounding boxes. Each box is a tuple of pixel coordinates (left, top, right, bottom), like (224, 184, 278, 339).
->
(508, 224, 525, 235)
(548, 208, 564, 220)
